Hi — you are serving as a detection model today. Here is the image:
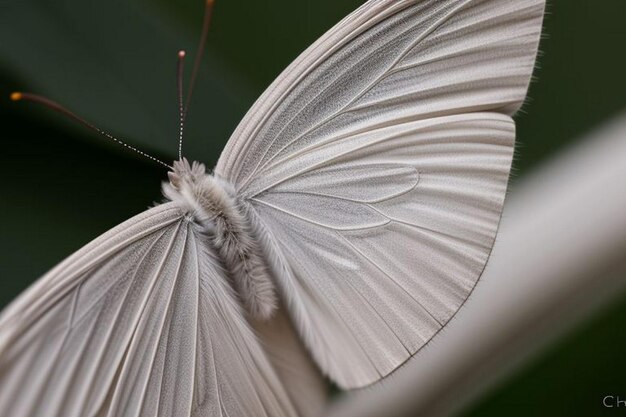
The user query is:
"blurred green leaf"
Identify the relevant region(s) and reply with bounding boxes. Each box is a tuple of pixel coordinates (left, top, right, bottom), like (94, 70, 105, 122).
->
(0, 0, 365, 166)
(0, 0, 251, 165)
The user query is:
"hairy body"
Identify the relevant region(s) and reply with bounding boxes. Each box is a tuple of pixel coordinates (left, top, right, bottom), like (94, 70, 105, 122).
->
(164, 159, 277, 320)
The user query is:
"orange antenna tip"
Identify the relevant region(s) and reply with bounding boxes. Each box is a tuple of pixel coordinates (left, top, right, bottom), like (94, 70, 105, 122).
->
(10, 92, 22, 101)
(207, 0, 215, 5)
(178, 50, 186, 58)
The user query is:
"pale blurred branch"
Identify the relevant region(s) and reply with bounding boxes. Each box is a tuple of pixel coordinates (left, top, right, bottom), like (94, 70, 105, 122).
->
(326, 112, 626, 417)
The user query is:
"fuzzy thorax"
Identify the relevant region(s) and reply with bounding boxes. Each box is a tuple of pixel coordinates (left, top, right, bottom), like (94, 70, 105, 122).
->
(163, 158, 277, 320)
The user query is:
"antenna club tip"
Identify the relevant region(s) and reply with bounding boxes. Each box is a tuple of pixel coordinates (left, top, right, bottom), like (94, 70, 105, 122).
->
(207, 0, 214, 5)
(10, 92, 22, 101)
(178, 50, 186, 57)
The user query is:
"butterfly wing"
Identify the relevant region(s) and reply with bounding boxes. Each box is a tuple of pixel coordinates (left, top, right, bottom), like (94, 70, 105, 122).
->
(216, 0, 545, 388)
(0, 202, 298, 417)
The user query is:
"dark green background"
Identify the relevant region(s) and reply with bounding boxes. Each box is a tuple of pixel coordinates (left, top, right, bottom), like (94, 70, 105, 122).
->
(0, 0, 624, 415)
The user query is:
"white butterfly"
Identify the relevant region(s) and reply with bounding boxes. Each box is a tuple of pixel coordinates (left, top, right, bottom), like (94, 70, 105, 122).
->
(0, 0, 545, 416)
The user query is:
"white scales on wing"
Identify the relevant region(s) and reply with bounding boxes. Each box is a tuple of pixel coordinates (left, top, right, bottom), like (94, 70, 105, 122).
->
(0, 204, 299, 416)
(216, 0, 543, 388)
(0, 0, 545, 415)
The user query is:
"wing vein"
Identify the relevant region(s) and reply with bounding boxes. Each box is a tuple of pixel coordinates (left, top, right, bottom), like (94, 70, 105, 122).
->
(337, 231, 443, 327)
(330, 232, 412, 354)
(251, 197, 389, 231)
(78, 228, 172, 416)
(107, 220, 184, 416)
(145, 224, 190, 417)
(367, 204, 491, 251)
(252, 0, 474, 177)
(278, 242, 383, 379)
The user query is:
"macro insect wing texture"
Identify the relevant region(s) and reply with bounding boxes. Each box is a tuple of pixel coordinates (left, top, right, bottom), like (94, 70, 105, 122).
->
(216, 0, 546, 388)
(0, 203, 299, 417)
(0, 0, 547, 414)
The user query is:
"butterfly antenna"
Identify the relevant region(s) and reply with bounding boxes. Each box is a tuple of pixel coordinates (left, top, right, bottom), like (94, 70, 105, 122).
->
(184, 0, 215, 118)
(177, 50, 186, 160)
(10, 92, 172, 169)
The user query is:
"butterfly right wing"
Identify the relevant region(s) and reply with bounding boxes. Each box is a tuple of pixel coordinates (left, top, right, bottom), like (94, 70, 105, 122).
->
(216, 0, 544, 389)
(0, 202, 298, 417)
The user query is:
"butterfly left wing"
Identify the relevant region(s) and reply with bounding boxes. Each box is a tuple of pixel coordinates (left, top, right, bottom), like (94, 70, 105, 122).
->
(0, 202, 298, 417)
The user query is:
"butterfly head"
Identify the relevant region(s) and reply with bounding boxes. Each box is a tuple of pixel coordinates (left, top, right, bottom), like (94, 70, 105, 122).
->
(167, 158, 207, 191)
